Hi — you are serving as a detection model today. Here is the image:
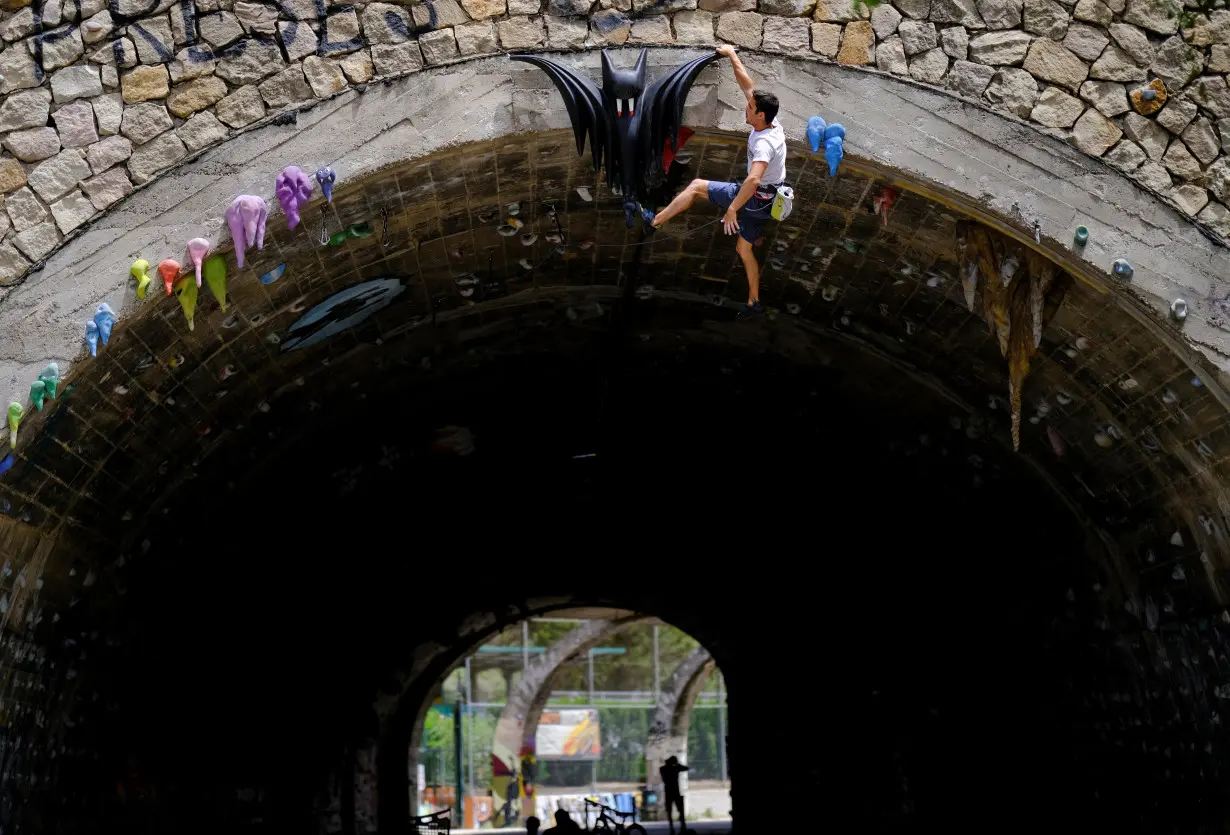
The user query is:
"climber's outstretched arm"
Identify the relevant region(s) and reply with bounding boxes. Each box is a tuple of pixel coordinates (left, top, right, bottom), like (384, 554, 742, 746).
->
(716, 45, 755, 104)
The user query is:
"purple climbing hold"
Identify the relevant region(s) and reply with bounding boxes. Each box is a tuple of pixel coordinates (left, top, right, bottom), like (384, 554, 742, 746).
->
(226, 195, 268, 269)
(276, 166, 314, 231)
(315, 166, 336, 203)
(94, 303, 116, 345)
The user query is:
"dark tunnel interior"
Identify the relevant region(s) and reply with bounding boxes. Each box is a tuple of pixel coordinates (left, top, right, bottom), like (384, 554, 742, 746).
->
(44, 316, 1198, 835)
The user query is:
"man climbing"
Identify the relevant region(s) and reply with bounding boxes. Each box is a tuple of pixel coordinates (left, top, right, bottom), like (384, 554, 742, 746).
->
(649, 45, 787, 321)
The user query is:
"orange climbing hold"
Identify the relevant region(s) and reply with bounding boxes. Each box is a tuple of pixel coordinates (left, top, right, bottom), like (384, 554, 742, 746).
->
(159, 259, 181, 296)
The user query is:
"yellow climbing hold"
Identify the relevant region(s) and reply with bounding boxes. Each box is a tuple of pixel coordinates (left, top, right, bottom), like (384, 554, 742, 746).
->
(130, 259, 151, 299)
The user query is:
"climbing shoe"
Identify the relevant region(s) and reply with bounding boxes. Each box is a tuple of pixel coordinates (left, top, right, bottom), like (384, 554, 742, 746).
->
(736, 300, 763, 321)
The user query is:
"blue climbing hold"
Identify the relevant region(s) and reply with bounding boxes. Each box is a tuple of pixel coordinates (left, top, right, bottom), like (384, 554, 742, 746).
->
(94, 303, 116, 346)
(0, 454, 12, 477)
(824, 124, 846, 141)
(85, 319, 99, 357)
(824, 135, 845, 177)
(807, 116, 827, 153)
(623, 200, 637, 229)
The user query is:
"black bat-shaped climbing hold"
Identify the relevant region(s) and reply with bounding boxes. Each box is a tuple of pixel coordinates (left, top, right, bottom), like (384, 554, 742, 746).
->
(511, 49, 720, 227)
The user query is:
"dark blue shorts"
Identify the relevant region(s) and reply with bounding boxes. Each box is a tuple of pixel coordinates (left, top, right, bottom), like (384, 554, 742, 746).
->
(707, 181, 776, 243)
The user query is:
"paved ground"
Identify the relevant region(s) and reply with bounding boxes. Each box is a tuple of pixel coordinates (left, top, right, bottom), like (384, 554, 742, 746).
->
(533, 780, 731, 822)
(451, 781, 733, 833)
(453, 822, 732, 834)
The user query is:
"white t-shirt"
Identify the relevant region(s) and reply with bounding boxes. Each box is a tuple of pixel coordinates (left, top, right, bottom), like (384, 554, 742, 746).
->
(747, 117, 787, 186)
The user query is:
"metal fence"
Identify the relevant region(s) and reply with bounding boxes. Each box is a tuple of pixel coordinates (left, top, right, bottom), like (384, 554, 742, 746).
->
(418, 702, 728, 794)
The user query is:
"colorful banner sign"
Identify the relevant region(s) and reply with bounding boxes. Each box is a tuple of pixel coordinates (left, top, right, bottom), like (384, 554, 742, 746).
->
(535, 709, 601, 761)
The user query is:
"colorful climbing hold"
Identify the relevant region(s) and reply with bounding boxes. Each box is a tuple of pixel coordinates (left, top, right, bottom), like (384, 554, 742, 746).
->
(328, 230, 348, 246)
(0, 454, 12, 477)
(187, 238, 210, 287)
(1112, 258, 1133, 280)
(203, 255, 228, 311)
(39, 363, 59, 400)
(174, 275, 198, 331)
(276, 166, 314, 231)
(259, 263, 286, 285)
(824, 135, 844, 177)
(226, 195, 268, 269)
(872, 186, 898, 227)
(29, 380, 45, 412)
(346, 222, 372, 238)
(1171, 298, 1188, 323)
(1074, 225, 1089, 246)
(94, 303, 116, 346)
(315, 166, 336, 203)
(807, 116, 826, 154)
(7, 402, 22, 449)
(85, 320, 99, 357)
(159, 259, 180, 296)
(130, 259, 151, 299)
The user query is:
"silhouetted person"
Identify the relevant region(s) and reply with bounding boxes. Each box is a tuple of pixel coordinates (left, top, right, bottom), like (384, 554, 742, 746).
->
(526, 815, 541, 835)
(503, 770, 520, 828)
(553, 809, 583, 833)
(660, 756, 689, 833)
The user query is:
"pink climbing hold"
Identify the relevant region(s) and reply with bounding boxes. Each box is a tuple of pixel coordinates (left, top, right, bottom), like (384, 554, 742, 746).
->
(276, 166, 314, 231)
(187, 238, 210, 287)
(225, 195, 268, 269)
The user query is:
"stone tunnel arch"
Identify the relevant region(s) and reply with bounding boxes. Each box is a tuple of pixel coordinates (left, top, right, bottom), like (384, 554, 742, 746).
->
(5, 44, 1230, 835)
(363, 601, 735, 835)
(507, 615, 648, 776)
(4, 48, 1230, 608)
(405, 612, 651, 823)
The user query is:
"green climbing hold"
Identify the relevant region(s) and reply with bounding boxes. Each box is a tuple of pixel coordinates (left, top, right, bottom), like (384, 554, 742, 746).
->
(175, 275, 198, 331)
(347, 222, 373, 238)
(328, 231, 349, 247)
(203, 255, 228, 312)
(29, 380, 45, 412)
(39, 363, 59, 400)
(7, 402, 22, 449)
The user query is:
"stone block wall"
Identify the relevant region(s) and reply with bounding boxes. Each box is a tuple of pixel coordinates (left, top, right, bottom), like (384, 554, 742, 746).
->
(0, 0, 1225, 293)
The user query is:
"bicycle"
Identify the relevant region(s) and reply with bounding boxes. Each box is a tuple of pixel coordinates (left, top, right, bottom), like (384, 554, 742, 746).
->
(408, 807, 451, 835)
(585, 798, 646, 835)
